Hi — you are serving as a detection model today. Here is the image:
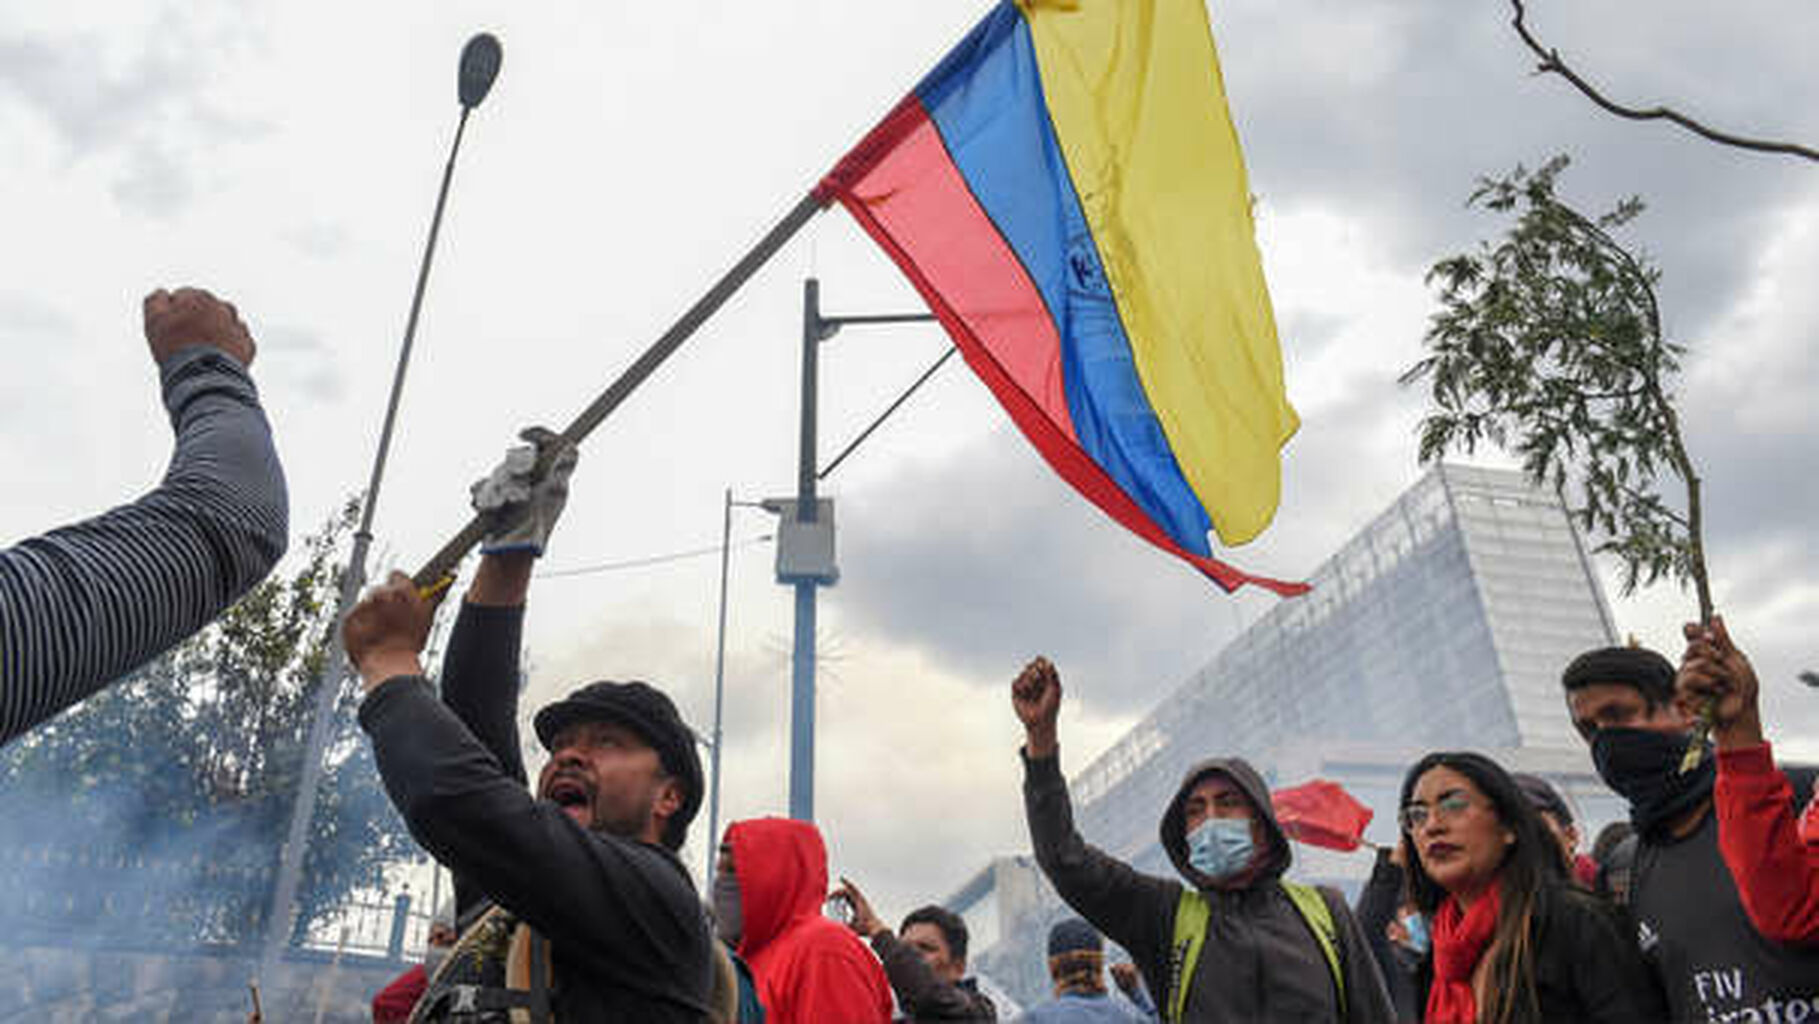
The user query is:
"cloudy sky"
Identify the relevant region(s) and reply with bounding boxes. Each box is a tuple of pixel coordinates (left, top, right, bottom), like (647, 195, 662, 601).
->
(4, 0, 1816, 919)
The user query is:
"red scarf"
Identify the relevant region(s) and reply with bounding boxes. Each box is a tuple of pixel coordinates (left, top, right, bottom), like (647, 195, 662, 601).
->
(1426, 879, 1502, 1024)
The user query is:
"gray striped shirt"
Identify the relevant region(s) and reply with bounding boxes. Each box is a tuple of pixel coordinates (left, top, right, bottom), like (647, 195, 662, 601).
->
(1, 346, 288, 745)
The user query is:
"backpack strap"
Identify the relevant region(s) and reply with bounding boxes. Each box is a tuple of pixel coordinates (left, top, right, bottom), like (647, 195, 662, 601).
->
(1281, 882, 1346, 1018)
(1167, 889, 1211, 1024)
(506, 922, 557, 1023)
(1167, 883, 1347, 1023)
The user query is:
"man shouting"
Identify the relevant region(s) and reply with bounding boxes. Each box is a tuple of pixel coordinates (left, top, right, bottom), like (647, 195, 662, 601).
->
(345, 430, 713, 1020)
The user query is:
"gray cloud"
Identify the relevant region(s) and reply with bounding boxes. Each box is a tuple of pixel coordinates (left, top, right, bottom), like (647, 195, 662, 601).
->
(0, 294, 80, 428)
(110, 140, 194, 214)
(1220, 0, 1819, 343)
(259, 325, 347, 403)
(0, 12, 268, 217)
(281, 223, 352, 260)
(835, 429, 1261, 717)
(0, 293, 78, 338)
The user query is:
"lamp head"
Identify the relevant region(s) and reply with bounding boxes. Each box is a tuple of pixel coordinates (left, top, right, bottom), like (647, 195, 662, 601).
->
(459, 33, 503, 109)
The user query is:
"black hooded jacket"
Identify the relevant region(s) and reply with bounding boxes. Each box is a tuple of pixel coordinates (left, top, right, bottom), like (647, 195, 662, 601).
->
(1024, 751, 1394, 1024)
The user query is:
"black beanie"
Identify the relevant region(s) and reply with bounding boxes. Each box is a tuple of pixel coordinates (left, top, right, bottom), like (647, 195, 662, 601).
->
(1047, 918, 1103, 956)
(534, 680, 703, 850)
(1561, 646, 1676, 705)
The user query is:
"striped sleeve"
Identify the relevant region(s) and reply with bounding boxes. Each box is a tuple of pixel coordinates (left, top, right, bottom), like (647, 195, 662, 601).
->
(0, 346, 289, 745)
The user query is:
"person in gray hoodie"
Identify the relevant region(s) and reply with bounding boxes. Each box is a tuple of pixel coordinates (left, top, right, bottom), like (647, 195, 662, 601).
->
(1011, 657, 1394, 1024)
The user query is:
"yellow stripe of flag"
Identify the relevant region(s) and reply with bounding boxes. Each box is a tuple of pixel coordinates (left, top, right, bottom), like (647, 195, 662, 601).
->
(1022, 0, 1298, 545)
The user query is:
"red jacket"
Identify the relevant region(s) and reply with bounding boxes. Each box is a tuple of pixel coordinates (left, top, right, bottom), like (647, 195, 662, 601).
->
(729, 818, 892, 1024)
(1714, 742, 1819, 943)
(371, 964, 427, 1023)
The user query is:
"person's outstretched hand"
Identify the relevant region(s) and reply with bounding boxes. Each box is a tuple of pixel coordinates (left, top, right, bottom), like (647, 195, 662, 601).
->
(144, 287, 256, 367)
(470, 426, 579, 558)
(344, 571, 439, 691)
(1676, 614, 1763, 750)
(830, 876, 887, 940)
(1012, 656, 1062, 758)
(1110, 961, 1144, 1000)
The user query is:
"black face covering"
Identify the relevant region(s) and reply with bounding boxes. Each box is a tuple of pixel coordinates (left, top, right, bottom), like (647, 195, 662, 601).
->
(1591, 726, 1716, 838)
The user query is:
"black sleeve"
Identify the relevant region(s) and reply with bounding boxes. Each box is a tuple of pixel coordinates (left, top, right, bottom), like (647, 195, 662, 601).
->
(433, 600, 528, 921)
(1352, 850, 1418, 1020)
(360, 677, 705, 983)
(870, 931, 995, 1020)
(1353, 850, 1403, 939)
(1022, 749, 1176, 993)
(438, 601, 527, 784)
(1321, 887, 1397, 1024)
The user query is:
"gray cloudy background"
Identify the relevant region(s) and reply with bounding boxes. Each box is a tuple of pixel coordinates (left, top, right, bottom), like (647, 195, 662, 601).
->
(3, 1, 1815, 917)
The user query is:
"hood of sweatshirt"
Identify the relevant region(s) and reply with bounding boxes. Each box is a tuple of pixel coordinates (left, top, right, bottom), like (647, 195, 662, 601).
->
(726, 817, 828, 959)
(1161, 756, 1292, 890)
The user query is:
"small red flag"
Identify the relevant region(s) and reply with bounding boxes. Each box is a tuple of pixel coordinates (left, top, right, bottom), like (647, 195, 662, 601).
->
(1273, 780, 1374, 852)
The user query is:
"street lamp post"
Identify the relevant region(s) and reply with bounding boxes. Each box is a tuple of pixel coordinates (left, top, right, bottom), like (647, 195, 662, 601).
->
(779, 278, 935, 822)
(705, 490, 770, 884)
(259, 33, 500, 977)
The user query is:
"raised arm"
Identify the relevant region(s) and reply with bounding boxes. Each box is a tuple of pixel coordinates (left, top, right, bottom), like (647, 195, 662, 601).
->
(833, 876, 990, 1020)
(1679, 616, 1819, 943)
(349, 575, 705, 984)
(1013, 657, 1175, 979)
(1, 287, 287, 746)
(438, 552, 536, 784)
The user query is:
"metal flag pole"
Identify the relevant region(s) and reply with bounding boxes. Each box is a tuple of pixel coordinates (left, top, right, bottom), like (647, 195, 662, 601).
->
(259, 32, 502, 979)
(410, 191, 826, 590)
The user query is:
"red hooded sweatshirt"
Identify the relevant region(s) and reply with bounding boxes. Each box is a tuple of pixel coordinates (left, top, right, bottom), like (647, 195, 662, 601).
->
(729, 818, 892, 1024)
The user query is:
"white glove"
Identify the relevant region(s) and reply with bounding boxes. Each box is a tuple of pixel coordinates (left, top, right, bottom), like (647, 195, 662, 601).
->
(469, 427, 578, 557)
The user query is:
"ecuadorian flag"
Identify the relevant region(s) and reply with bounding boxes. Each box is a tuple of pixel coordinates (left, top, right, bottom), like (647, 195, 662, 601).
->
(816, 0, 1305, 596)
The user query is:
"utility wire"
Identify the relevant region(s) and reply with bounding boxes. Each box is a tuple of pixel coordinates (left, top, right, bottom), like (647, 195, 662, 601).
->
(535, 533, 773, 579)
(819, 345, 958, 481)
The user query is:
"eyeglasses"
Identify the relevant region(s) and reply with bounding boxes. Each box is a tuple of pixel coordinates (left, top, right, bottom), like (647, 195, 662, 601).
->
(1399, 791, 1477, 833)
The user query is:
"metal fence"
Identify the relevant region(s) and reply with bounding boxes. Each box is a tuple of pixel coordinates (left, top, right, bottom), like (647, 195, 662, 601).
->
(0, 841, 434, 963)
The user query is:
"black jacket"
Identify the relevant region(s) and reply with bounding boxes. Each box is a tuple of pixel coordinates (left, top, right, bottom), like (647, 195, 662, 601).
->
(1024, 751, 1395, 1024)
(1412, 884, 1664, 1023)
(1353, 850, 1419, 1022)
(360, 602, 714, 1021)
(870, 930, 997, 1021)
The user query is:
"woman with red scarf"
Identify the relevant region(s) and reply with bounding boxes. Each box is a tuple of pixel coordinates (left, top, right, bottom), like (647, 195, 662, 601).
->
(1398, 752, 1664, 1023)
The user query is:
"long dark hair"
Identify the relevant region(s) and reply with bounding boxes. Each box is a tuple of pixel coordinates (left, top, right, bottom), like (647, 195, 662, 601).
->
(1398, 752, 1564, 1024)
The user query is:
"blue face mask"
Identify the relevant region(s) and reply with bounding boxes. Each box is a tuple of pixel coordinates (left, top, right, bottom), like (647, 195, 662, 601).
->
(1400, 911, 1431, 956)
(1186, 817, 1256, 878)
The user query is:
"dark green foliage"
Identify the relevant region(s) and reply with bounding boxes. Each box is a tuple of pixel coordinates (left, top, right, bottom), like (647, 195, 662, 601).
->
(0, 497, 419, 949)
(1402, 155, 1711, 613)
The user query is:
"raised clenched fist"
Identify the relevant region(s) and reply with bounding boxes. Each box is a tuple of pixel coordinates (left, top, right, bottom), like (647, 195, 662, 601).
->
(1675, 614, 1762, 750)
(1012, 656, 1062, 757)
(342, 572, 435, 689)
(144, 286, 257, 367)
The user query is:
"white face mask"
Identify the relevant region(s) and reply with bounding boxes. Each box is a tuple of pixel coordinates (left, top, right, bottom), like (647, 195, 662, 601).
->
(424, 945, 451, 977)
(1186, 817, 1256, 878)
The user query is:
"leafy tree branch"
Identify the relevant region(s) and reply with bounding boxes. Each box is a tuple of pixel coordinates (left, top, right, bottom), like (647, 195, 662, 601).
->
(1402, 155, 1713, 620)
